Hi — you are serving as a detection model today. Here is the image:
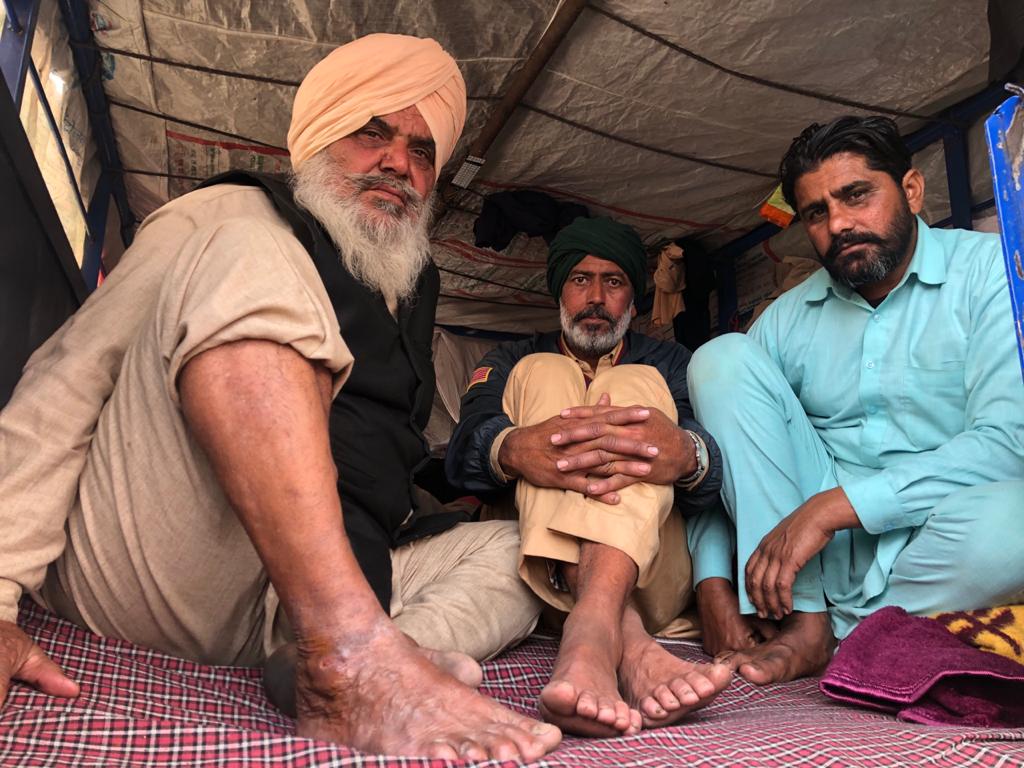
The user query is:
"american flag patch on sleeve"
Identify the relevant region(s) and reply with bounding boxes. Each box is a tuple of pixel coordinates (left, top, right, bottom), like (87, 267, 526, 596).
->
(467, 366, 492, 390)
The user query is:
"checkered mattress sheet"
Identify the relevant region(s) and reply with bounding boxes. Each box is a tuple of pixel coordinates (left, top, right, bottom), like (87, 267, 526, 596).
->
(3, 601, 1023, 767)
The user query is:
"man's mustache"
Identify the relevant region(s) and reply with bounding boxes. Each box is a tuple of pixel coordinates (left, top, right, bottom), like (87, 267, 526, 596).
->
(825, 231, 885, 262)
(351, 173, 422, 206)
(572, 306, 615, 324)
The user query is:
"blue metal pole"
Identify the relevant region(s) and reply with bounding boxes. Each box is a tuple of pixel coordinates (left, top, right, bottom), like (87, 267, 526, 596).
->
(942, 125, 973, 231)
(56, 0, 135, 247)
(715, 257, 737, 333)
(81, 169, 111, 289)
(0, 0, 39, 108)
(984, 86, 1024, 384)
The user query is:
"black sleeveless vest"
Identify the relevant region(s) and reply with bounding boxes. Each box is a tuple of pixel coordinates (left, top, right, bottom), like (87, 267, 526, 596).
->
(198, 171, 463, 608)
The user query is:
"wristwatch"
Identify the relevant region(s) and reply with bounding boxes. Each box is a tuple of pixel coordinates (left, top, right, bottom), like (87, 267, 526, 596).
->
(675, 429, 708, 490)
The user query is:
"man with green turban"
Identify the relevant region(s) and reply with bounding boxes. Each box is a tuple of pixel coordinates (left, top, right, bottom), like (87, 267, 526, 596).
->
(448, 216, 731, 737)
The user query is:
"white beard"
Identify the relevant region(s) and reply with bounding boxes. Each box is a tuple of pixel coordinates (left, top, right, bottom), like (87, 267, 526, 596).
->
(559, 301, 633, 359)
(291, 151, 433, 307)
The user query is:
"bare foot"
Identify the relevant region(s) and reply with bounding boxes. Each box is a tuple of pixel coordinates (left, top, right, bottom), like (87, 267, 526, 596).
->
(538, 605, 641, 737)
(697, 577, 779, 657)
(264, 641, 484, 718)
(716, 611, 835, 685)
(618, 606, 732, 728)
(296, 627, 561, 761)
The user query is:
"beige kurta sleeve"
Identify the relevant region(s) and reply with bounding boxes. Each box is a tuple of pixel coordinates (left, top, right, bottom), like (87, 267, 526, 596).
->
(159, 217, 353, 402)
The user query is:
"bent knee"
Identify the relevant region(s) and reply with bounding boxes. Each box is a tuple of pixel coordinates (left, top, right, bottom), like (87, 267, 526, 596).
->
(687, 333, 761, 390)
(928, 481, 1023, 528)
(509, 352, 580, 382)
(589, 364, 673, 412)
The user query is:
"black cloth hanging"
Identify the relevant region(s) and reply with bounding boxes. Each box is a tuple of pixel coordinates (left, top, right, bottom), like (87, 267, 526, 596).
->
(473, 190, 589, 251)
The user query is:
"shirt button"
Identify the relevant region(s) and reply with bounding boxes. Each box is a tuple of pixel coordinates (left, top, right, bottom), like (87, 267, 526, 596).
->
(867, 406, 877, 414)
(866, 361, 875, 369)
(873, 314, 880, 322)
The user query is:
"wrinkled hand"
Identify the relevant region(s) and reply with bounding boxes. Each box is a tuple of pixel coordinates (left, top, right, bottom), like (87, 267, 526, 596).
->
(553, 393, 693, 497)
(0, 619, 79, 708)
(499, 393, 690, 503)
(744, 487, 859, 620)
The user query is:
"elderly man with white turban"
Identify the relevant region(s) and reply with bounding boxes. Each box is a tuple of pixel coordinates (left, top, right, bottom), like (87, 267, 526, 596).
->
(0, 34, 561, 761)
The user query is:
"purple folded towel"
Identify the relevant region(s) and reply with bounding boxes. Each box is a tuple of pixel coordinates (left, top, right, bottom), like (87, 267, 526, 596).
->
(820, 606, 1024, 727)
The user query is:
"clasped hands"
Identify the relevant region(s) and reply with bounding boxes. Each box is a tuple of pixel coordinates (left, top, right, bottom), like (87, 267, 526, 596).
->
(498, 393, 694, 504)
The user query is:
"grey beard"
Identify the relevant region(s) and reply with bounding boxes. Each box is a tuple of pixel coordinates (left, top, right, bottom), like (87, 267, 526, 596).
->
(559, 302, 633, 359)
(291, 151, 433, 307)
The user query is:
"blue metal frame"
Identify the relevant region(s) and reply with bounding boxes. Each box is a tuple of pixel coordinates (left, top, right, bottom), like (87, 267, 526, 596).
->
(81, 168, 110, 287)
(57, 0, 134, 256)
(0, 0, 39, 108)
(984, 88, 1024, 383)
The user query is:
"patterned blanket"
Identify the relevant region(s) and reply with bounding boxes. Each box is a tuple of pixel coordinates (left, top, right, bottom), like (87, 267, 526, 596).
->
(3, 601, 1023, 767)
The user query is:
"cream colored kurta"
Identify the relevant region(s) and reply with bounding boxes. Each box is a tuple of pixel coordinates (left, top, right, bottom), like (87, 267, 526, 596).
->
(0, 185, 353, 664)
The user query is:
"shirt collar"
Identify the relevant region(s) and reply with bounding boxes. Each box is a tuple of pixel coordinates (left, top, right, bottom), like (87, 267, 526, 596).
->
(558, 334, 626, 377)
(803, 215, 946, 303)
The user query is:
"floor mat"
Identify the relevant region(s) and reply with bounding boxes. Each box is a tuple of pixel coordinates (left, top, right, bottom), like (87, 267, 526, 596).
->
(3, 601, 1023, 767)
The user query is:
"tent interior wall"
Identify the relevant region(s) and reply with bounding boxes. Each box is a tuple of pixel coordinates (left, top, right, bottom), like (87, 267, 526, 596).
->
(2, 1, 1023, 435)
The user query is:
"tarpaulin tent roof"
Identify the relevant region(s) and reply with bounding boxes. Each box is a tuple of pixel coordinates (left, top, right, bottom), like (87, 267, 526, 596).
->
(12, 0, 1024, 334)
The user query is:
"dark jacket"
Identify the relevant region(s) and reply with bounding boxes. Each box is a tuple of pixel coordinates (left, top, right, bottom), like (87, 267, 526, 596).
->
(445, 330, 723, 516)
(200, 171, 464, 610)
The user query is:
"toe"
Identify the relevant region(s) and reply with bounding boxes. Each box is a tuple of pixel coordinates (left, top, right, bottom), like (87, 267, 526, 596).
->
(612, 699, 633, 730)
(479, 731, 521, 762)
(684, 669, 718, 699)
(640, 695, 666, 720)
(653, 683, 681, 711)
(738, 660, 771, 684)
(458, 740, 488, 762)
(501, 722, 557, 762)
(626, 708, 643, 735)
(425, 741, 460, 761)
(668, 678, 699, 706)
(593, 694, 621, 726)
(530, 721, 563, 748)
(539, 680, 580, 716)
(577, 689, 602, 720)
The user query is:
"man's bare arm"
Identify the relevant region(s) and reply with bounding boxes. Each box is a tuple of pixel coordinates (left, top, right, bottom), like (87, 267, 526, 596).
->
(178, 339, 383, 643)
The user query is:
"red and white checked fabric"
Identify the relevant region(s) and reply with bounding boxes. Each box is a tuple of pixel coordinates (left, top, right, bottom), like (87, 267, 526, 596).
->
(3, 600, 1023, 767)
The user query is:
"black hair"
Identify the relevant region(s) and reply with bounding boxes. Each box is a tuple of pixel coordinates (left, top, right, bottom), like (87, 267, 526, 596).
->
(779, 116, 912, 210)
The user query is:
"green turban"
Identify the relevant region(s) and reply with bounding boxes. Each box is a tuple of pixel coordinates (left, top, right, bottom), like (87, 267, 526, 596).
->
(546, 216, 647, 300)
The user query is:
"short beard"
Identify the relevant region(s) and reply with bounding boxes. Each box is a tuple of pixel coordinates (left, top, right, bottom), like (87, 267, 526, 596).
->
(290, 151, 433, 306)
(819, 201, 915, 289)
(560, 302, 633, 359)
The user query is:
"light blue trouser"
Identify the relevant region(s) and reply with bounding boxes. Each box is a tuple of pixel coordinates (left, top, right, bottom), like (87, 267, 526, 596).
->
(686, 333, 1024, 639)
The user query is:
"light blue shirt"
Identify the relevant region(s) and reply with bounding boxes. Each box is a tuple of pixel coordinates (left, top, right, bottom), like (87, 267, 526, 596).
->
(692, 218, 1024, 590)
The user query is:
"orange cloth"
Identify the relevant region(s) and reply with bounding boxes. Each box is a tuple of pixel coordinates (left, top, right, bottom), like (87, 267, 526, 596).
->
(287, 34, 467, 178)
(651, 243, 686, 327)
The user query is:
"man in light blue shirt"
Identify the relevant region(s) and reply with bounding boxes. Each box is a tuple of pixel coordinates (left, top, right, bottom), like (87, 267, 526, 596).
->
(686, 115, 1024, 684)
